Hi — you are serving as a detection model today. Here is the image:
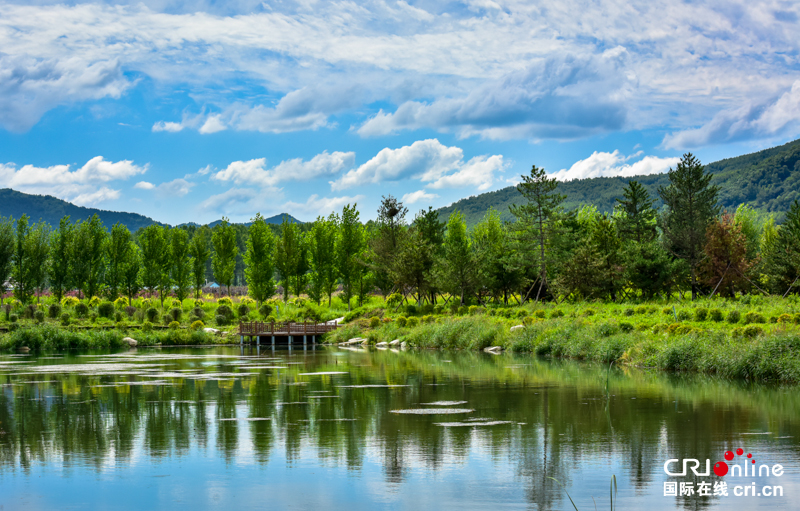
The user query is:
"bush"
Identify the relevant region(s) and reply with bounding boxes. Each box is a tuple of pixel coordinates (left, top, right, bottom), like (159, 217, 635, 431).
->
(170, 307, 183, 322)
(710, 309, 724, 322)
(407, 317, 420, 328)
(98, 301, 115, 318)
(75, 303, 89, 318)
(22, 304, 36, 319)
(168, 321, 180, 330)
(694, 308, 708, 321)
(61, 296, 79, 308)
(237, 303, 250, 318)
(114, 297, 128, 309)
(386, 293, 403, 308)
(89, 312, 98, 323)
(146, 307, 159, 322)
(369, 316, 381, 328)
(583, 308, 596, 317)
(516, 309, 528, 318)
(34, 310, 45, 323)
(142, 321, 153, 332)
(662, 307, 672, 315)
(420, 304, 434, 315)
(468, 305, 480, 315)
(89, 296, 101, 307)
(534, 310, 546, 319)
(743, 311, 766, 324)
(218, 297, 233, 307)
(619, 322, 634, 333)
(215, 314, 229, 326)
(60, 313, 70, 326)
(677, 310, 691, 321)
(778, 313, 794, 324)
(191, 320, 204, 331)
(404, 304, 418, 315)
(48, 303, 62, 319)
(635, 306, 647, 315)
(258, 304, 273, 318)
(162, 314, 172, 325)
(457, 306, 468, 315)
(396, 317, 408, 327)
(422, 315, 435, 324)
(191, 307, 206, 320)
(216, 304, 233, 321)
(240, 296, 256, 305)
(743, 325, 764, 338)
(726, 310, 741, 324)
(623, 308, 635, 317)
(115, 311, 124, 322)
(124, 306, 137, 318)
(433, 304, 445, 314)
(343, 307, 365, 323)
(550, 309, 564, 318)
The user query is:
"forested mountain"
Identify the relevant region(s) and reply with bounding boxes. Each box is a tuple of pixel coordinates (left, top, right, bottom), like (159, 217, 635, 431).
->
(438, 138, 800, 226)
(0, 188, 301, 230)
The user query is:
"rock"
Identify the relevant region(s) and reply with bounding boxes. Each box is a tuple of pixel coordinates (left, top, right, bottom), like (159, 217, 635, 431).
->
(17, 347, 30, 353)
(400, 341, 408, 350)
(376, 341, 389, 347)
(389, 339, 401, 346)
(484, 346, 502, 353)
(510, 325, 525, 332)
(361, 339, 369, 345)
(328, 317, 345, 325)
(122, 337, 138, 347)
(204, 328, 221, 335)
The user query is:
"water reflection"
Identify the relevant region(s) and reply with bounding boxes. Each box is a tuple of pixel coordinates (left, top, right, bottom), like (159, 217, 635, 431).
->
(0, 348, 799, 510)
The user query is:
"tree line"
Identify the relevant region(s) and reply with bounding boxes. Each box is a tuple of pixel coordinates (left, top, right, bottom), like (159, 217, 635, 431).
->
(1, 153, 799, 309)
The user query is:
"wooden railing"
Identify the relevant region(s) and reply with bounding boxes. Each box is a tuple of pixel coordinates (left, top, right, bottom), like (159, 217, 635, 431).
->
(239, 321, 341, 336)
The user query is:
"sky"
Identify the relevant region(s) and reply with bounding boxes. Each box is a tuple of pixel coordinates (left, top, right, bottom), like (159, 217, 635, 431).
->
(0, 0, 799, 225)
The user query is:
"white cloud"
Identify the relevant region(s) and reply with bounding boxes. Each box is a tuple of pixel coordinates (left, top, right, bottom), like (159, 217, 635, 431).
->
(663, 80, 800, 149)
(135, 181, 156, 189)
(152, 121, 183, 133)
(136, 178, 194, 197)
(550, 151, 681, 181)
(0, 156, 147, 205)
(331, 139, 504, 191)
(402, 190, 439, 205)
(212, 151, 355, 187)
(280, 194, 366, 220)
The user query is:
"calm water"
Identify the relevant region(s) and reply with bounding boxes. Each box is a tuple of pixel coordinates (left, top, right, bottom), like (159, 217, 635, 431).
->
(1, 346, 799, 510)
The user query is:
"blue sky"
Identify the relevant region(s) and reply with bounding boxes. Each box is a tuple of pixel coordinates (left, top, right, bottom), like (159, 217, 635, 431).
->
(1, 0, 799, 224)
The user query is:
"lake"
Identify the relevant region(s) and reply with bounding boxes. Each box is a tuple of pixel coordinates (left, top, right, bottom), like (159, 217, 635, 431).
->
(1, 346, 798, 510)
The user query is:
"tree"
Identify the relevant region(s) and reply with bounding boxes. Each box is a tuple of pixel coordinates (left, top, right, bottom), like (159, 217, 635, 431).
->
(308, 214, 339, 306)
(472, 208, 520, 304)
(121, 242, 142, 306)
(412, 207, 445, 304)
(275, 216, 302, 301)
(49, 217, 73, 302)
(658, 153, 720, 300)
(170, 228, 191, 302)
(336, 204, 364, 311)
(616, 180, 657, 243)
(439, 211, 473, 305)
(590, 214, 624, 301)
(12, 215, 33, 303)
(188, 227, 210, 299)
(509, 165, 565, 302)
(211, 218, 238, 297)
(769, 200, 800, 295)
(370, 195, 408, 295)
(0, 216, 14, 306)
(106, 223, 132, 300)
(26, 221, 51, 303)
(71, 215, 108, 300)
(139, 224, 169, 306)
(701, 214, 752, 297)
(244, 213, 277, 306)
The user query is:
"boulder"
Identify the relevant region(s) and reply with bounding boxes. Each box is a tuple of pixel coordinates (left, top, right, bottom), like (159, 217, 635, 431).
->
(376, 341, 389, 347)
(510, 325, 525, 332)
(328, 317, 345, 325)
(389, 339, 401, 346)
(17, 346, 30, 353)
(203, 328, 221, 336)
(400, 341, 408, 350)
(484, 346, 502, 353)
(122, 337, 138, 347)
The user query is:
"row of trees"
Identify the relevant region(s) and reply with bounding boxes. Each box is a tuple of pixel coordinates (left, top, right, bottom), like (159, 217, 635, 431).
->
(1, 153, 799, 308)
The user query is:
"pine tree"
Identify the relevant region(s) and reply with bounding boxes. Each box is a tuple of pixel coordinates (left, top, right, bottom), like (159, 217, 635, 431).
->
(616, 180, 657, 243)
(658, 153, 720, 300)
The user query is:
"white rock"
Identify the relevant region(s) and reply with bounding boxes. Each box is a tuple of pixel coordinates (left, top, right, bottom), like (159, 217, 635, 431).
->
(376, 341, 389, 347)
(400, 341, 408, 350)
(203, 328, 220, 335)
(328, 317, 345, 325)
(510, 325, 525, 332)
(122, 337, 138, 347)
(389, 339, 401, 346)
(484, 346, 502, 353)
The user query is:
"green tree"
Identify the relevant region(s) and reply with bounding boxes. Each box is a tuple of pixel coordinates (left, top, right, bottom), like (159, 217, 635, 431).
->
(471, 209, 520, 305)
(616, 180, 657, 243)
(0, 216, 15, 306)
(769, 200, 800, 295)
(509, 165, 565, 302)
(212, 218, 238, 297)
(336, 204, 364, 311)
(439, 211, 473, 305)
(170, 228, 191, 302)
(370, 195, 408, 295)
(49, 217, 74, 302)
(658, 153, 720, 300)
(244, 213, 277, 306)
(121, 242, 142, 306)
(26, 221, 51, 303)
(12, 215, 33, 303)
(106, 223, 132, 300)
(308, 214, 339, 306)
(139, 224, 169, 306)
(590, 214, 624, 301)
(412, 207, 445, 304)
(72, 215, 108, 300)
(275, 217, 302, 301)
(701, 214, 752, 297)
(188, 227, 210, 299)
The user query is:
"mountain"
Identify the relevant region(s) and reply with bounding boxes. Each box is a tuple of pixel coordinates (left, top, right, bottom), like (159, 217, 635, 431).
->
(0, 189, 162, 232)
(438, 138, 800, 227)
(205, 214, 301, 228)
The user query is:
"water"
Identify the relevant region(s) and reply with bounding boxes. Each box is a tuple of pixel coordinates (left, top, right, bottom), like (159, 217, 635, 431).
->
(1, 346, 799, 510)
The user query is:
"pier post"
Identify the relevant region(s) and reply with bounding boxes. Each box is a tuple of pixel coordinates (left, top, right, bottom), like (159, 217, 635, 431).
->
(303, 335, 307, 346)
(271, 335, 275, 346)
(239, 335, 243, 345)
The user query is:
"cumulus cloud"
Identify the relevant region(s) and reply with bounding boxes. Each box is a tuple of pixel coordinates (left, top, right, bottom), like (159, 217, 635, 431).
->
(212, 151, 355, 186)
(331, 139, 504, 191)
(152, 121, 183, 133)
(280, 194, 366, 220)
(134, 181, 156, 190)
(136, 178, 193, 197)
(550, 151, 680, 181)
(0, 156, 147, 205)
(402, 190, 439, 205)
(663, 81, 800, 149)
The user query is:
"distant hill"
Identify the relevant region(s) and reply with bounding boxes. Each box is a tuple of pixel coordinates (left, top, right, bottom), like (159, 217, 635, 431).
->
(0, 189, 162, 231)
(204, 214, 301, 228)
(438, 138, 800, 227)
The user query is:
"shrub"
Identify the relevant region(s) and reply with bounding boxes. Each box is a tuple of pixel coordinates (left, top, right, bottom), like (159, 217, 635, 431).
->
(676, 310, 691, 321)
(433, 304, 445, 314)
(517, 309, 528, 318)
(60, 313, 70, 326)
(694, 308, 708, 321)
(215, 314, 229, 326)
(22, 305, 36, 319)
(218, 297, 233, 307)
(726, 310, 741, 324)
(191, 307, 206, 320)
(420, 304, 434, 315)
(743, 311, 766, 324)
(216, 304, 233, 321)
(162, 314, 172, 325)
(191, 320, 204, 331)
(240, 296, 256, 305)
(619, 322, 634, 333)
(662, 307, 672, 315)
(124, 306, 137, 318)
(597, 322, 618, 337)
(769, 316, 778, 324)
(550, 309, 564, 318)
(534, 310, 546, 319)
(88, 296, 101, 307)
(48, 303, 62, 319)
(89, 312, 98, 323)
(61, 296, 79, 308)
(75, 303, 89, 318)
(710, 309, 723, 322)
(2, 304, 9, 321)
(407, 317, 420, 328)
(369, 316, 381, 328)
(583, 308, 596, 317)
(635, 306, 647, 315)
(142, 321, 153, 332)
(343, 307, 365, 322)
(170, 307, 183, 322)
(396, 317, 408, 327)
(258, 304, 273, 318)
(623, 308, 634, 317)
(382, 317, 393, 323)
(778, 313, 794, 324)
(168, 321, 180, 330)
(468, 305, 479, 315)
(449, 302, 460, 314)
(405, 304, 418, 315)
(98, 301, 115, 318)
(386, 293, 403, 308)
(33, 310, 45, 323)
(146, 307, 159, 322)
(237, 303, 250, 318)
(114, 297, 128, 309)
(422, 315, 435, 324)
(742, 325, 764, 338)
(458, 306, 468, 316)
(114, 311, 124, 322)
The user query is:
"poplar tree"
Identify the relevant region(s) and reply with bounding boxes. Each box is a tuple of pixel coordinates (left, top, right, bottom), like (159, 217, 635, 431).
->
(308, 214, 339, 306)
(170, 228, 191, 302)
(244, 213, 277, 306)
(275, 217, 301, 301)
(121, 242, 142, 306)
(71, 215, 107, 300)
(139, 224, 168, 306)
(212, 218, 238, 297)
(336, 204, 364, 310)
(658, 153, 719, 300)
(439, 211, 473, 305)
(26, 221, 51, 303)
(0, 216, 15, 306)
(106, 223, 132, 300)
(188, 227, 210, 298)
(50, 217, 73, 301)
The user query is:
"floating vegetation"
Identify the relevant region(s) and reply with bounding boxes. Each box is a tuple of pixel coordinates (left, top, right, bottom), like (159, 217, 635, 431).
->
(390, 408, 474, 415)
(421, 401, 468, 406)
(434, 421, 515, 427)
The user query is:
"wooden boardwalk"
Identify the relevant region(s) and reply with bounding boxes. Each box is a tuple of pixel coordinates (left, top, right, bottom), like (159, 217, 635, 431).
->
(238, 321, 341, 345)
